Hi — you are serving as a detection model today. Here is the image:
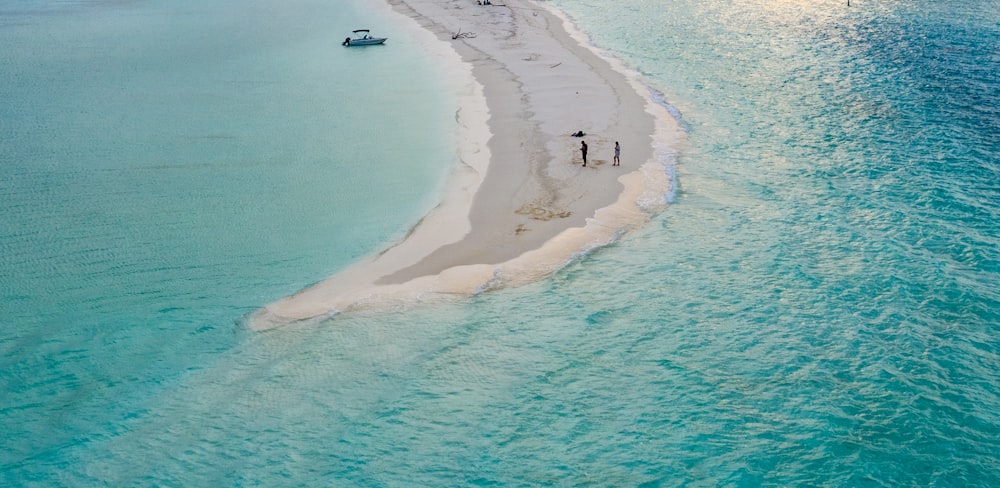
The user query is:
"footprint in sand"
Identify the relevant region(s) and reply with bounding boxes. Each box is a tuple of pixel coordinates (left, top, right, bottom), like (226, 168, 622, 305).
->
(516, 204, 572, 221)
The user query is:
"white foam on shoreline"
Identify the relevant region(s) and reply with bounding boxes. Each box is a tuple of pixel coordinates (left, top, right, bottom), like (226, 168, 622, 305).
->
(246, 0, 684, 331)
(541, 3, 684, 209)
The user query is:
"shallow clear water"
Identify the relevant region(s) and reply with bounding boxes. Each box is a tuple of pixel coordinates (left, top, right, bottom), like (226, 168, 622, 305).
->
(2, 0, 999, 485)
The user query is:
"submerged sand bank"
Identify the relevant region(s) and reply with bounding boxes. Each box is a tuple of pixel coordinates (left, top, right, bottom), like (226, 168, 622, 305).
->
(248, 0, 681, 330)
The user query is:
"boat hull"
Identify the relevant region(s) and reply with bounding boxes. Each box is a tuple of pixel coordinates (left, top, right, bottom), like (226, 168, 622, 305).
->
(343, 38, 386, 46)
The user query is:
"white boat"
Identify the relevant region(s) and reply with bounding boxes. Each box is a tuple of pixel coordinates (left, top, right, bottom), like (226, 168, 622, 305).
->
(342, 29, 387, 46)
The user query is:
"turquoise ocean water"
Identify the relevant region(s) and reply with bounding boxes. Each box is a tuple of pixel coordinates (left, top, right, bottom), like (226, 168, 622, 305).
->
(3, 0, 999, 484)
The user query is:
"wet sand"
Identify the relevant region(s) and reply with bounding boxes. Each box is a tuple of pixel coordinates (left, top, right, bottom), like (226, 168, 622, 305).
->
(248, 0, 679, 330)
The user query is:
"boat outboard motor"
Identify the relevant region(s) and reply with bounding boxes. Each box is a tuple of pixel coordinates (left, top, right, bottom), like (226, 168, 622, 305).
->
(342, 37, 351, 46)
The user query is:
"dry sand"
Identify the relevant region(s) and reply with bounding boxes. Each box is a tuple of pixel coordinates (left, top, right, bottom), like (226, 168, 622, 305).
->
(248, 0, 681, 330)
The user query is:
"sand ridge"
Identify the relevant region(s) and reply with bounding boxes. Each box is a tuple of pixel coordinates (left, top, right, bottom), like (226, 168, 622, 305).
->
(247, 0, 679, 330)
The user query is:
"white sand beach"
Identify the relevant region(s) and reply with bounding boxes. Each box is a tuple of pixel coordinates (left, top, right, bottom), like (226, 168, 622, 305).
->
(248, 0, 681, 330)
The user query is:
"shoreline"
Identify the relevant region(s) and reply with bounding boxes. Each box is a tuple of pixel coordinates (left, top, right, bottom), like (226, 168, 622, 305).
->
(248, 0, 681, 331)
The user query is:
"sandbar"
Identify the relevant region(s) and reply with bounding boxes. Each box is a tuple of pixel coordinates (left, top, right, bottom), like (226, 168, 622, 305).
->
(248, 0, 680, 330)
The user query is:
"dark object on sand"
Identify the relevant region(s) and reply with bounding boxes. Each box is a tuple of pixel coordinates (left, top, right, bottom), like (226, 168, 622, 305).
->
(452, 28, 477, 40)
(571, 131, 585, 137)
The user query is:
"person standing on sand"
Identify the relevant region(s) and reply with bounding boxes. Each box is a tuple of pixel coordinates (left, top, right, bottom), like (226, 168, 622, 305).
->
(581, 140, 588, 167)
(613, 141, 620, 166)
